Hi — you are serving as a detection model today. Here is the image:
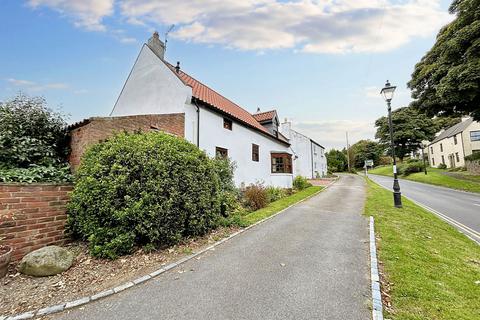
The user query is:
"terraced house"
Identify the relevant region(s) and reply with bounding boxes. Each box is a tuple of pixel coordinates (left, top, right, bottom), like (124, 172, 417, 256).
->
(109, 32, 326, 187)
(428, 117, 480, 168)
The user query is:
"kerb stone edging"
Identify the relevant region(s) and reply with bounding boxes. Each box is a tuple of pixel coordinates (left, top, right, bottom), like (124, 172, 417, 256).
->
(370, 216, 384, 320)
(2, 182, 334, 320)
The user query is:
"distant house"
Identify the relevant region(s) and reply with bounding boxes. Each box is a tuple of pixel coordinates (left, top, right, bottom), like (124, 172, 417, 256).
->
(106, 32, 326, 187)
(427, 117, 480, 168)
(280, 120, 327, 178)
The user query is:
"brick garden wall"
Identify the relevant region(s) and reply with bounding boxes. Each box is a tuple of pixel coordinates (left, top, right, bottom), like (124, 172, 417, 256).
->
(0, 183, 73, 261)
(68, 113, 185, 169)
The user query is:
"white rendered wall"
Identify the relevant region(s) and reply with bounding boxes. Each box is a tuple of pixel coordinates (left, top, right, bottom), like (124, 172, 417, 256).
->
(111, 45, 192, 117)
(190, 106, 293, 188)
(280, 123, 327, 178)
(311, 144, 327, 178)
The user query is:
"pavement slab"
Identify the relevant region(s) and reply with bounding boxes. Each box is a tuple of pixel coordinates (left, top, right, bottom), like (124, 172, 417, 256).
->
(56, 174, 370, 320)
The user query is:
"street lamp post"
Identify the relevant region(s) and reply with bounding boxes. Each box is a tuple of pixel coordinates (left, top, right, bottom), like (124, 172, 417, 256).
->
(380, 80, 402, 208)
(421, 143, 428, 175)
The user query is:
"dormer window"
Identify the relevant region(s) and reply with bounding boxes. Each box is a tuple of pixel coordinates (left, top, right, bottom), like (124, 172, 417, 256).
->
(223, 118, 232, 130)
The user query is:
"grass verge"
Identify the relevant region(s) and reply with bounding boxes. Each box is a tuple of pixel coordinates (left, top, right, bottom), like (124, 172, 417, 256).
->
(232, 186, 323, 227)
(365, 178, 480, 320)
(369, 165, 480, 193)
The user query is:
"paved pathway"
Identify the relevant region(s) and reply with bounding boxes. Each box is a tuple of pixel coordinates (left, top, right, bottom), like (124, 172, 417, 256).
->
(57, 175, 370, 320)
(369, 174, 480, 243)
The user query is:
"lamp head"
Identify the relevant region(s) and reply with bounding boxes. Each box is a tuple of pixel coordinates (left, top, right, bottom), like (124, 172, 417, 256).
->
(380, 80, 396, 102)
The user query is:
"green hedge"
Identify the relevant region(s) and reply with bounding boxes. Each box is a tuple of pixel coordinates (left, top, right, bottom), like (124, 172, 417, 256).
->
(67, 132, 233, 259)
(0, 165, 72, 183)
(465, 152, 480, 161)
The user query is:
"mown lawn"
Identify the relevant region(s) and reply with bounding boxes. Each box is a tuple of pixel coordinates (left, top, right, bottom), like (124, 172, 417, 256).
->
(240, 186, 323, 226)
(369, 165, 480, 193)
(365, 179, 480, 320)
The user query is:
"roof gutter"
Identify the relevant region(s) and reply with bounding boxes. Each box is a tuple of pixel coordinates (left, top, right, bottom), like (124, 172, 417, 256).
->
(194, 99, 290, 147)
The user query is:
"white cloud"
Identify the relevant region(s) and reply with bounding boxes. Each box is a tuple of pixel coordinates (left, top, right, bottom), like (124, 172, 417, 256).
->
(292, 119, 377, 150)
(120, 0, 451, 53)
(28, 0, 114, 31)
(27, 0, 451, 53)
(6, 78, 69, 92)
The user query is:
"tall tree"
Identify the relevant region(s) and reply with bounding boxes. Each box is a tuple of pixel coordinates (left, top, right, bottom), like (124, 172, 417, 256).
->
(408, 0, 480, 120)
(326, 149, 348, 172)
(349, 140, 384, 169)
(375, 107, 437, 161)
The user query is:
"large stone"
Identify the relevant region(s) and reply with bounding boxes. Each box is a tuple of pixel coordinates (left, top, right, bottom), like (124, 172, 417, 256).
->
(18, 246, 74, 277)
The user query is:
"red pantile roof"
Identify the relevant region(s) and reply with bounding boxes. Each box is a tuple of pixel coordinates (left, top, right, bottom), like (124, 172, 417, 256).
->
(165, 62, 276, 136)
(253, 110, 277, 123)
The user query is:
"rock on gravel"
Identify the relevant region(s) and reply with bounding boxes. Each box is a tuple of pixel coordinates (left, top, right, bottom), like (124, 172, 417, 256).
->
(18, 246, 74, 277)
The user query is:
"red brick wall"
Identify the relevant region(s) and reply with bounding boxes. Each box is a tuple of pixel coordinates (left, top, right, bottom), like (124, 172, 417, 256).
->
(0, 184, 73, 261)
(68, 113, 185, 169)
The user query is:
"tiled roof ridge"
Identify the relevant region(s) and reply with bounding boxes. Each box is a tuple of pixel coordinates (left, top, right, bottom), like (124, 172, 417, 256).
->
(165, 61, 258, 122)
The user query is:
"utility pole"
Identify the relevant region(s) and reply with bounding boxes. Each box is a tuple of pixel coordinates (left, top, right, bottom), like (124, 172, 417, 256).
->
(346, 131, 351, 172)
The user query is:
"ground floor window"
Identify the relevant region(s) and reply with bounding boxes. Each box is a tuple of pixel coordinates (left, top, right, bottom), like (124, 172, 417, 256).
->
(455, 152, 460, 162)
(432, 157, 435, 166)
(271, 153, 292, 173)
(441, 155, 445, 164)
(216, 147, 228, 159)
(252, 144, 259, 162)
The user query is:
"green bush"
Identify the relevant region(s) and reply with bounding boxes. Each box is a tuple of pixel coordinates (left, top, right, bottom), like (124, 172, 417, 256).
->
(465, 152, 480, 161)
(438, 163, 447, 169)
(0, 94, 69, 169)
(0, 165, 72, 183)
(293, 176, 312, 190)
(67, 132, 234, 259)
(266, 186, 287, 202)
(402, 161, 425, 176)
(243, 182, 269, 210)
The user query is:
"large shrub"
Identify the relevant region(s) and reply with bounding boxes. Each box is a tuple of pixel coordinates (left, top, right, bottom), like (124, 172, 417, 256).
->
(67, 132, 233, 259)
(402, 161, 425, 176)
(0, 94, 68, 169)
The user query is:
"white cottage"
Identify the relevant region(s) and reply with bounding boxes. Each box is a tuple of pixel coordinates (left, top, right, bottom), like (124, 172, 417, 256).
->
(111, 32, 326, 187)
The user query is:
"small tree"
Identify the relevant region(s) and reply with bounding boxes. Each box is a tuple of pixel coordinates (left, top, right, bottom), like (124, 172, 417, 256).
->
(0, 93, 68, 169)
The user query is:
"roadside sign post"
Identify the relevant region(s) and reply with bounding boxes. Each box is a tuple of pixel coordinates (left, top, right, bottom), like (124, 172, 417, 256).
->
(364, 159, 374, 177)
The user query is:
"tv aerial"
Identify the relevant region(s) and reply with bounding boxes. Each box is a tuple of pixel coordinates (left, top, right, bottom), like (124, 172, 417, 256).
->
(165, 24, 175, 50)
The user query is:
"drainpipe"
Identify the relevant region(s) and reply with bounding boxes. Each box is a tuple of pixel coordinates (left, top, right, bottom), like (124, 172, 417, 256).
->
(193, 100, 200, 147)
(311, 141, 314, 179)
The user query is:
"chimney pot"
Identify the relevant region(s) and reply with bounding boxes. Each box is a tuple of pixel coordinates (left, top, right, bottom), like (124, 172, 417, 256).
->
(175, 61, 181, 73)
(257, 107, 261, 113)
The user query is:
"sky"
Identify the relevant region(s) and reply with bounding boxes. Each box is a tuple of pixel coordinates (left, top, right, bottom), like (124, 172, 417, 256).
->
(0, 0, 454, 150)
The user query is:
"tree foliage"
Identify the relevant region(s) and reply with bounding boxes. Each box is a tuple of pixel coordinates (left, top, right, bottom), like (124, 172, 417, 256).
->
(408, 0, 480, 120)
(326, 149, 348, 172)
(0, 93, 69, 169)
(67, 132, 235, 259)
(349, 140, 384, 169)
(375, 107, 437, 161)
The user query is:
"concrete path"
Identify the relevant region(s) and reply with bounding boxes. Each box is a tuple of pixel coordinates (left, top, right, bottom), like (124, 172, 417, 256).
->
(369, 174, 480, 243)
(56, 174, 370, 320)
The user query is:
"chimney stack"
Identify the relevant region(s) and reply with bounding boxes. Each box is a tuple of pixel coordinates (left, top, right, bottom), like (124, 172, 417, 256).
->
(147, 31, 166, 60)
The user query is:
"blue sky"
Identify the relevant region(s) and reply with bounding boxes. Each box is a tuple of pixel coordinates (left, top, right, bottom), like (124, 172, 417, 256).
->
(0, 0, 453, 149)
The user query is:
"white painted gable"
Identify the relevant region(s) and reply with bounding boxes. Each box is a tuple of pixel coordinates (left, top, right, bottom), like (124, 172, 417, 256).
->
(111, 45, 192, 116)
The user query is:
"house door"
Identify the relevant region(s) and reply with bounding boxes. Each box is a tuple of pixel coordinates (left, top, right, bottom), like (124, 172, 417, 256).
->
(449, 154, 455, 168)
